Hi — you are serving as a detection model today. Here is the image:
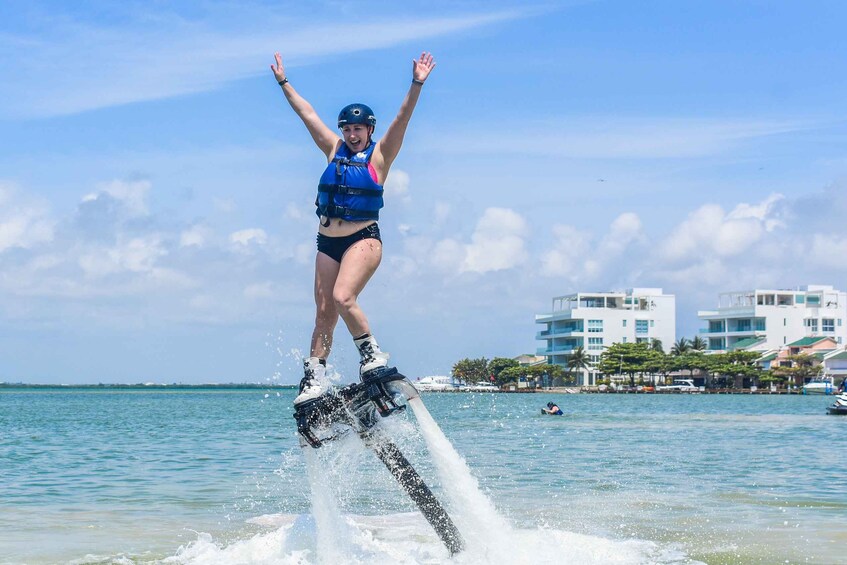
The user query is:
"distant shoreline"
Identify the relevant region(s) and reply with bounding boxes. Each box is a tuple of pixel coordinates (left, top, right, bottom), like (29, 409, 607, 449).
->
(0, 382, 297, 390)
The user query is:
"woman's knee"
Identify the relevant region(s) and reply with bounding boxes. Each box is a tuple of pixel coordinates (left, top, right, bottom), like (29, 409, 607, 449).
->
(333, 289, 358, 313)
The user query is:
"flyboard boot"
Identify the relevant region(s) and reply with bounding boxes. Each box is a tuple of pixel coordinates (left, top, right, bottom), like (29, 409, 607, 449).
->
(354, 333, 390, 379)
(293, 357, 328, 406)
(291, 341, 464, 554)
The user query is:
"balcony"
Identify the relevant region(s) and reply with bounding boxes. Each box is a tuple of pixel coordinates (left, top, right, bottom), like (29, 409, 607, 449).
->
(536, 328, 582, 339)
(536, 346, 578, 356)
(699, 307, 755, 317)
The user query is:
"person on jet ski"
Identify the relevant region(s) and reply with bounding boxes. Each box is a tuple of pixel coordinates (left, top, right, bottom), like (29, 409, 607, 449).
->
(542, 401, 563, 415)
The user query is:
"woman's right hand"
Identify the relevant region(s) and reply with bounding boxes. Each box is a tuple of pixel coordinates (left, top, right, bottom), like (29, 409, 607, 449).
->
(271, 52, 287, 83)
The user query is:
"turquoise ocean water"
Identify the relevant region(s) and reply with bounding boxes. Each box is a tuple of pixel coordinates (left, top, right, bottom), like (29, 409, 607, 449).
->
(1, 387, 846, 564)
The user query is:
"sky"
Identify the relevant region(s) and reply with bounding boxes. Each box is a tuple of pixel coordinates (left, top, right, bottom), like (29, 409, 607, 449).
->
(2, 0, 847, 384)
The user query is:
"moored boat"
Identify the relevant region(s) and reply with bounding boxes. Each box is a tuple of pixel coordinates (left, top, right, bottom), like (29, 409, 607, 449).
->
(463, 381, 500, 392)
(803, 376, 836, 395)
(414, 375, 462, 392)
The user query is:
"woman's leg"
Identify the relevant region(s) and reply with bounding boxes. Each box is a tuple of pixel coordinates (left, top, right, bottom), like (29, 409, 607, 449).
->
(311, 251, 341, 359)
(332, 237, 382, 337)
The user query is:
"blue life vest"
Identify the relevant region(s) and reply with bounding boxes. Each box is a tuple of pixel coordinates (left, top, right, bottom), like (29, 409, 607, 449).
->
(316, 142, 383, 223)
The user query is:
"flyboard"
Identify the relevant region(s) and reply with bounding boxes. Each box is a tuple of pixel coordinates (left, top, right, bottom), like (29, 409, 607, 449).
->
(292, 366, 464, 555)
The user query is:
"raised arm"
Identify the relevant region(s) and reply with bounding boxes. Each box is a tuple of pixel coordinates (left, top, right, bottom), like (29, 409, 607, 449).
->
(374, 52, 436, 174)
(271, 53, 340, 160)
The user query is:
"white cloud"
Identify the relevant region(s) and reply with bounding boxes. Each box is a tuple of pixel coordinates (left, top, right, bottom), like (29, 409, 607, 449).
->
(294, 241, 314, 265)
(284, 202, 307, 221)
(598, 212, 644, 257)
(78, 235, 167, 277)
(0, 183, 55, 253)
(540, 224, 591, 278)
(213, 197, 236, 214)
(726, 193, 785, 231)
(659, 194, 784, 263)
(384, 169, 411, 203)
(180, 225, 211, 248)
(244, 282, 275, 299)
(1, 9, 522, 118)
(430, 238, 465, 272)
(433, 201, 452, 226)
(82, 179, 151, 217)
(809, 234, 847, 268)
(430, 118, 810, 159)
(460, 207, 528, 273)
(230, 228, 268, 247)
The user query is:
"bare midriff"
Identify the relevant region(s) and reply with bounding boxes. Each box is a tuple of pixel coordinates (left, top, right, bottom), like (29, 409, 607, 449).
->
(317, 218, 376, 237)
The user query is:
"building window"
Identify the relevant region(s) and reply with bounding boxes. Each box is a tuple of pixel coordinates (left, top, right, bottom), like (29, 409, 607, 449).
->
(622, 319, 627, 327)
(823, 318, 835, 332)
(622, 337, 627, 343)
(784, 318, 787, 326)
(839, 319, 843, 326)
(588, 319, 603, 333)
(736, 319, 751, 332)
(588, 337, 604, 351)
(796, 294, 805, 304)
(635, 320, 648, 334)
(807, 295, 821, 305)
(805, 319, 819, 332)
(636, 337, 649, 344)
(650, 320, 655, 327)
(709, 320, 725, 333)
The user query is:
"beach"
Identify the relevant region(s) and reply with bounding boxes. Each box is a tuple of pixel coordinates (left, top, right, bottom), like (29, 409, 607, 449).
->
(1, 387, 845, 564)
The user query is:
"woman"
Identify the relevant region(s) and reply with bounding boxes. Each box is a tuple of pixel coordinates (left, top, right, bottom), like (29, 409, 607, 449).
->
(271, 51, 436, 405)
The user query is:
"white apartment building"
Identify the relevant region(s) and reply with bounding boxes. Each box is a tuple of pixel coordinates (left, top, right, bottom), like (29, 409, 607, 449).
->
(536, 288, 676, 386)
(697, 285, 847, 352)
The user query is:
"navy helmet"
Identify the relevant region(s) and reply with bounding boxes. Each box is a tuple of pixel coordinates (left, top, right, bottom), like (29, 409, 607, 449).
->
(338, 103, 376, 129)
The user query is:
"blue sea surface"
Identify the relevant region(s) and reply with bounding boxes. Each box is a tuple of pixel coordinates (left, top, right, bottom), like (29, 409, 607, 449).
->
(1, 387, 845, 564)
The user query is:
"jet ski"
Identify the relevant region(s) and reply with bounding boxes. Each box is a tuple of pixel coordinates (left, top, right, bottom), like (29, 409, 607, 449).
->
(826, 393, 847, 415)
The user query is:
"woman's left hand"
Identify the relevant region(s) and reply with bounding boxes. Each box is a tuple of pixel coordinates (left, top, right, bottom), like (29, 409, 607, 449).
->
(412, 52, 436, 83)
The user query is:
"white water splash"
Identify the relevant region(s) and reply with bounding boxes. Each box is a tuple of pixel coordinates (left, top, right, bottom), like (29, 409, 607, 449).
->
(165, 513, 687, 565)
(163, 392, 702, 564)
(408, 396, 510, 555)
(303, 448, 356, 562)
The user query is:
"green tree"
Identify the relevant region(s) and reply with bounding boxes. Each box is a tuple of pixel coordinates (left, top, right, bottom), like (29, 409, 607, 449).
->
(451, 357, 489, 383)
(690, 336, 707, 352)
(670, 337, 690, 356)
(498, 363, 566, 387)
(644, 349, 672, 384)
(598, 342, 652, 387)
(671, 351, 708, 381)
(704, 351, 763, 388)
(566, 346, 590, 382)
(770, 353, 822, 388)
(488, 357, 519, 383)
(650, 338, 665, 353)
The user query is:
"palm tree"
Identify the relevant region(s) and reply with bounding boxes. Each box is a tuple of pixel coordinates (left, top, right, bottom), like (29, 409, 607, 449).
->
(567, 346, 591, 382)
(690, 336, 707, 352)
(650, 338, 664, 353)
(670, 337, 690, 356)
